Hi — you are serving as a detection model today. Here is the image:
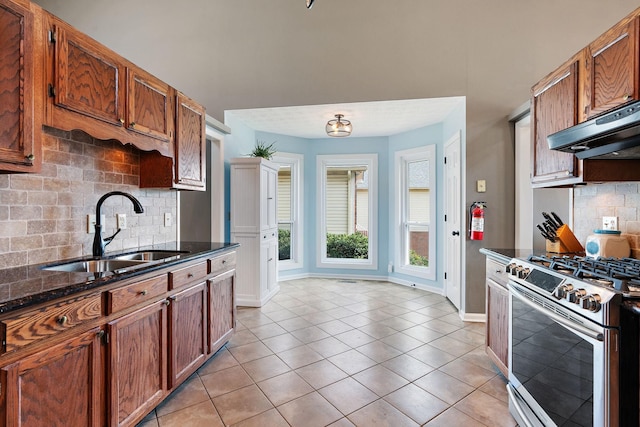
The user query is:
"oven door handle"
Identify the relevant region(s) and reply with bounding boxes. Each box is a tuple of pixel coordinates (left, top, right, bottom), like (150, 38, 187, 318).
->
(509, 283, 604, 342)
(506, 384, 538, 427)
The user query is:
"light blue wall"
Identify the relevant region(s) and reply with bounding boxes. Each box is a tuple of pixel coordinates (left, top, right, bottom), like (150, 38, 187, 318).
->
(224, 108, 465, 291)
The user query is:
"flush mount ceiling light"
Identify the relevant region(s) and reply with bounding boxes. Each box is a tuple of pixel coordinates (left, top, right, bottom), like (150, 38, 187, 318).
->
(326, 114, 352, 137)
(306, 0, 314, 9)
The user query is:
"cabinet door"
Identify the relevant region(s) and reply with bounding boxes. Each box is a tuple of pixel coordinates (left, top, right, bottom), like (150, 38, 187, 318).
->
(208, 270, 236, 355)
(127, 66, 174, 145)
(174, 91, 206, 190)
(267, 168, 278, 230)
(260, 237, 277, 297)
(108, 300, 167, 427)
(168, 282, 206, 388)
(52, 21, 126, 127)
(486, 278, 509, 377)
(531, 54, 581, 186)
(0, 327, 104, 427)
(0, 0, 40, 172)
(583, 16, 640, 121)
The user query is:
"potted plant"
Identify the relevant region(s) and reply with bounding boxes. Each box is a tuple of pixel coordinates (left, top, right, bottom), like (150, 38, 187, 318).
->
(250, 140, 277, 160)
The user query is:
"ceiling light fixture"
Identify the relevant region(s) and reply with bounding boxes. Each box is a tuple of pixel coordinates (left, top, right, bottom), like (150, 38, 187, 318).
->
(326, 114, 352, 137)
(306, 0, 314, 9)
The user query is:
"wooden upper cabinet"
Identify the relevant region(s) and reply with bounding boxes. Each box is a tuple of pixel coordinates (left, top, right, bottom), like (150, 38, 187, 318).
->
(127, 66, 174, 144)
(44, 12, 173, 157)
(531, 53, 581, 186)
(175, 92, 206, 190)
(582, 16, 640, 121)
(52, 22, 125, 127)
(0, 0, 42, 173)
(139, 92, 206, 191)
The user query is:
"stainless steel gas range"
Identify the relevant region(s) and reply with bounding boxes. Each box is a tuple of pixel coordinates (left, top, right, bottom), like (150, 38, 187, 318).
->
(505, 255, 640, 427)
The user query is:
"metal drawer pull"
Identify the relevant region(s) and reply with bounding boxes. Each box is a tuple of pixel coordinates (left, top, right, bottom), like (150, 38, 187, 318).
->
(57, 315, 68, 325)
(187, 273, 194, 278)
(139, 290, 148, 296)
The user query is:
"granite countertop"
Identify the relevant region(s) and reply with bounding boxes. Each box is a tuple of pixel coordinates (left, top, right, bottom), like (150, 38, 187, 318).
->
(0, 241, 239, 314)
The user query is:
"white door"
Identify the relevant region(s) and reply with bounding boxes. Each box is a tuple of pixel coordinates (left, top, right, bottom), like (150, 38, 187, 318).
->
(444, 132, 462, 311)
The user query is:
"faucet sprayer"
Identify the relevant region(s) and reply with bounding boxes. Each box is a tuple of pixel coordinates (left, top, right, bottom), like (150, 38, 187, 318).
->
(92, 191, 144, 257)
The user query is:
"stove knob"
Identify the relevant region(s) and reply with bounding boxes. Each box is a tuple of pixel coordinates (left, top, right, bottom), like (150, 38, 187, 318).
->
(554, 284, 573, 299)
(517, 268, 530, 279)
(581, 294, 602, 312)
(568, 288, 587, 303)
(505, 263, 517, 274)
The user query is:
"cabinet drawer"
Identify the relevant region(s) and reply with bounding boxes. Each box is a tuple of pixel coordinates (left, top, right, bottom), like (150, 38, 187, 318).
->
(486, 258, 508, 288)
(209, 251, 236, 277)
(0, 293, 102, 353)
(169, 261, 208, 289)
(106, 275, 168, 314)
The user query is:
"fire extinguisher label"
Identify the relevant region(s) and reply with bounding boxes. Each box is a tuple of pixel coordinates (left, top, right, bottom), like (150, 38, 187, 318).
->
(471, 217, 484, 232)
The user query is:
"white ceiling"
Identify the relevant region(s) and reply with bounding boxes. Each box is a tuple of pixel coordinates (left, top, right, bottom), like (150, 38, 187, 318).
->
(225, 97, 465, 139)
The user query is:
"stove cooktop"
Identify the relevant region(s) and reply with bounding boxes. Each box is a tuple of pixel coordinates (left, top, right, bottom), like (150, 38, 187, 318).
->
(527, 255, 640, 297)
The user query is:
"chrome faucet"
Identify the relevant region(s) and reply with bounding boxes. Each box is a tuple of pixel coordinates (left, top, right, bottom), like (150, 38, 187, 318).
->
(92, 191, 144, 257)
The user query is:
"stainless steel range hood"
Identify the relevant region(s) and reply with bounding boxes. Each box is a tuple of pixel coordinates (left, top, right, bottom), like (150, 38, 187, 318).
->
(548, 100, 640, 159)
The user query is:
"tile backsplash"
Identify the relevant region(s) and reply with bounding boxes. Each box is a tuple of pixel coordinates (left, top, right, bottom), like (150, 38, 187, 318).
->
(574, 182, 640, 258)
(0, 127, 177, 269)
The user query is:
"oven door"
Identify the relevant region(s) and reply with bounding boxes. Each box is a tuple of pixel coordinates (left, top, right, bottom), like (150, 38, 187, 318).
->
(508, 281, 619, 427)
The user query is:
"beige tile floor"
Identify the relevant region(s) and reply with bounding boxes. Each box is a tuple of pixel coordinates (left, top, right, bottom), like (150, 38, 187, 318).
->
(137, 278, 517, 427)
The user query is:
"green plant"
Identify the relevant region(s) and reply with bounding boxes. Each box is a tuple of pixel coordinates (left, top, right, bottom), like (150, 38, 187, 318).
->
(326, 233, 369, 259)
(409, 249, 429, 266)
(250, 140, 277, 160)
(278, 229, 291, 261)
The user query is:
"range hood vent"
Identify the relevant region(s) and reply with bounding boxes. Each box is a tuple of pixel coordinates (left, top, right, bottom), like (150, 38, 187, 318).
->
(548, 101, 640, 160)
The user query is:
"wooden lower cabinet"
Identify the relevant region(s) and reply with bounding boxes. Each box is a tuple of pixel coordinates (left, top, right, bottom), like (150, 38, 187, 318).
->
(0, 250, 237, 427)
(108, 300, 168, 427)
(485, 258, 509, 377)
(169, 282, 207, 387)
(0, 326, 104, 427)
(209, 270, 236, 354)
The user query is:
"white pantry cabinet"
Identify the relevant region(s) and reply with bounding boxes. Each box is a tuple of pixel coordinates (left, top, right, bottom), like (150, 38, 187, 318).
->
(230, 157, 279, 306)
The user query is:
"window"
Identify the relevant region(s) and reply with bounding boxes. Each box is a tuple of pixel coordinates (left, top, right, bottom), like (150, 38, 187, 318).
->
(317, 154, 377, 270)
(272, 153, 303, 270)
(395, 145, 436, 280)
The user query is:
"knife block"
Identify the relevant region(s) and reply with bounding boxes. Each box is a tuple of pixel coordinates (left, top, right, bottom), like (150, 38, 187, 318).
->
(545, 225, 584, 253)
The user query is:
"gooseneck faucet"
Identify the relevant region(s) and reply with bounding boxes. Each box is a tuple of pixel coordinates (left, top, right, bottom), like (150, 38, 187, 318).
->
(92, 191, 144, 257)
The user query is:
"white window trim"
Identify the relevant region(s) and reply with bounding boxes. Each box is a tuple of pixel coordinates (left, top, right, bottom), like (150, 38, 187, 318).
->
(317, 154, 378, 270)
(394, 145, 436, 280)
(272, 152, 304, 271)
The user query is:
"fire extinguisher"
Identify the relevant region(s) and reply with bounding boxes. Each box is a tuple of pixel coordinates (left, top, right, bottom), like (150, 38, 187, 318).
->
(469, 202, 486, 240)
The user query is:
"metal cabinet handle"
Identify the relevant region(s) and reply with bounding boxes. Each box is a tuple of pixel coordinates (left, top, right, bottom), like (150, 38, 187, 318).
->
(25, 154, 35, 162)
(139, 290, 148, 296)
(119, 118, 125, 124)
(624, 94, 632, 101)
(57, 315, 68, 325)
(162, 299, 171, 306)
(187, 273, 194, 278)
(130, 122, 136, 128)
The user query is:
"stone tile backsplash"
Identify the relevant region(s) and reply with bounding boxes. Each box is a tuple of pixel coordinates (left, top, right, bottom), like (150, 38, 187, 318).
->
(574, 182, 640, 258)
(0, 127, 177, 269)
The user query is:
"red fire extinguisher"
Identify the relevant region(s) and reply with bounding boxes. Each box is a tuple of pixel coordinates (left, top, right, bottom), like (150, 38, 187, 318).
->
(469, 202, 486, 240)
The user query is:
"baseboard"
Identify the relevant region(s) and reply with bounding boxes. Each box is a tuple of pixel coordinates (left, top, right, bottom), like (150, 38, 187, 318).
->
(460, 312, 486, 323)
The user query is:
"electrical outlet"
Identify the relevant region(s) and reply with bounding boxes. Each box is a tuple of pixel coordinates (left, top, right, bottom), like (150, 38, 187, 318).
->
(86, 214, 106, 233)
(603, 216, 618, 230)
(117, 213, 127, 229)
(164, 213, 172, 227)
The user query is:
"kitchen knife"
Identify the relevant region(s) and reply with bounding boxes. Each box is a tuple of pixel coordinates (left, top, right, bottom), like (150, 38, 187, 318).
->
(537, 224, 555, 241)
(543, 221, 557, 236)
(542, 212, 560, 229)
(550, 212, 564, 226)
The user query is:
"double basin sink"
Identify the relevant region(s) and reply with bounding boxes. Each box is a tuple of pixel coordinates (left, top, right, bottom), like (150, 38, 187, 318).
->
(42, 250, 189, 274)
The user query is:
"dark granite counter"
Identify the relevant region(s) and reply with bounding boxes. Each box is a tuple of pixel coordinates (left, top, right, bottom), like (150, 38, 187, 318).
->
(479, 248, 534, 264)
(0, 241, 239, 314)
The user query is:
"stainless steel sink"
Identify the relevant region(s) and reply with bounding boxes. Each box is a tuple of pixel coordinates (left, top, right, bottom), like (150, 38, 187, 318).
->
(42, 259, 148, 273)
(113, 250, 188, 262)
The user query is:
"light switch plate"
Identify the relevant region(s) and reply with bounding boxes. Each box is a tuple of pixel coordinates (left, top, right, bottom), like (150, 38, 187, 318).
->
(476, 179, 486, 193)
(164, 213, 172, 227)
